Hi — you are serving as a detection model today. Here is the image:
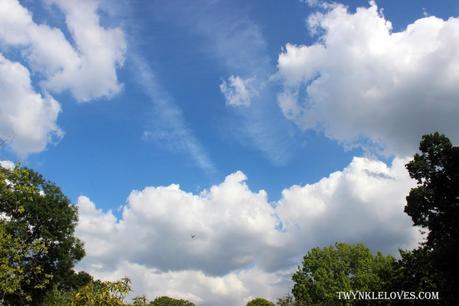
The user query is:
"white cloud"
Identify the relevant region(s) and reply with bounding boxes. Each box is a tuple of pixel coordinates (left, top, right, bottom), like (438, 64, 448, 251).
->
(0, 0, 125, 155)
(44, 0, 126, 101)
(132, 54, 216, 175)
(276, 157, 420, 259)
(0, 0, 126, 102)
(77, 171, 283, 276)
(162, 1, 296, 165)
(85, 262, 291, 306)
(76, 157, 419, 305)
(220, 75, 258, 107)
(0, 160, 14, 170)
(0, 54, 62, 155)
(277, 2, 459, 157)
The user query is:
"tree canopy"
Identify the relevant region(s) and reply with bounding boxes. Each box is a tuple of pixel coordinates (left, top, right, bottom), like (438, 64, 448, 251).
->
(70, 277, 131, 306)
(289, 132, 459, 304)
(149, 296, 196, 306)
(402, 132, 459, 302)
(292, 243, 394, 305)
(0, 164, 84, 304)
(246, 297, 275, 306)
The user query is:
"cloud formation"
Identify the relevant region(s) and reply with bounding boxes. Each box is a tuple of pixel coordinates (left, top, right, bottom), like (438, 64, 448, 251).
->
(220, 75, 258, 107)
(76, 157, 419, 305)
(0, 54, 61, 155)
(132, 54, 216, 175)
(0, 0, 126, 155)
(0, 0, 126, 102)
(165, 0, 296, 165)
(277, 2, 459, 157)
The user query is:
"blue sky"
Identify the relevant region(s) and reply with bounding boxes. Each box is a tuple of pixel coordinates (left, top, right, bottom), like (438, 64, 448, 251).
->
(1, 0, 459, 304)
(1, 0, 457, 209)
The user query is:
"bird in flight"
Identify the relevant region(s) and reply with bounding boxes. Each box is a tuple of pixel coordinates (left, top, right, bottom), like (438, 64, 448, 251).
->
(191, 234, 196, 239)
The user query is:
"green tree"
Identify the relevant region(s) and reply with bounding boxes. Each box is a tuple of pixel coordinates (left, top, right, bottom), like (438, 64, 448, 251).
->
(150, 296, 195, 306)
(292, 243, 394, 305)
(70, 277, 131, 306)
(276, 295, 297, 306)
(41, 272, 94, 305)
(0, 221, 51, 304)
(132, 295, 148, 305)
(247, 297, 275, 306)
(390, 247, 441, 296)
(402, 132, 459, 302)
(0, 164, 85, 304)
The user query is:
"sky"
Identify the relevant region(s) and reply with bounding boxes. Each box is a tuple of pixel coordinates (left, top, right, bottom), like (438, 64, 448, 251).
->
(1, 0, 459, 304)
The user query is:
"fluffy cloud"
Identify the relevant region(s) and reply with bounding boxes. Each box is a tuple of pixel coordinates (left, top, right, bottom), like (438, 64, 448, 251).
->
(277, 2, 459, 157)
(0, 0, 126, 102)
(76, 157, 419, 305)
(44, 0, 126, 101)
(276, 157, 419, 259)
(77, 171, 283, 276)
(85, 262, 291, 306)
(220, 75, 258, 107)
(0, 0, 125, 155)
(0, 54, 62, 155)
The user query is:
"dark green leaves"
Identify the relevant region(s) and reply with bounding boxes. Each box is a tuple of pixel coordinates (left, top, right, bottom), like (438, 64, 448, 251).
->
(0, 164, 84, 304)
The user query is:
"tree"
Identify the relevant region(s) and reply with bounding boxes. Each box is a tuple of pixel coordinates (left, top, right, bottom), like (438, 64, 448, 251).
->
(246, 297, 275, 306)
(402, 132, 459, 302)
(390, 247, 441, 296)
(132, 295, 148, 305)
(276, 295, 297, 306)
(42, 271, 94, 305)
(70, 277, 131, 306)
(292, 243, 394, 305)
(150, 296, 195, 306)
(0, 164, 85, 304)
(0, 221, 51, 304)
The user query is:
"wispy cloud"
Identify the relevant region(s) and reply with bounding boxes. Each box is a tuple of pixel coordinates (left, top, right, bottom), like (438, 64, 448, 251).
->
(130, 53, 216, 176)
(157, 1, 298, 166)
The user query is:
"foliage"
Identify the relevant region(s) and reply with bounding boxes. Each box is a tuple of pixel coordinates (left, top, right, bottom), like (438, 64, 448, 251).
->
(63, 271, 94, 291)
(292, 243, 394, 305)
(390, 247, 440, 295)
(41, 272, 93, 305)
(41, 285, 74, 306)
(247, 297, 275, 306)
(0, 164, 85, 304)
(0, 221, 51, 304)
(70, 277, 131, 306)
(276, 295, 296, 306)
(132, 295, 149, 305)
(150, 296, 196, 306)
(403, 132, 459, 302)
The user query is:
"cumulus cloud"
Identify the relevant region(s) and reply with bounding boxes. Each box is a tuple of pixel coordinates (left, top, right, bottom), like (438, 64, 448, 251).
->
(86, 262, 291, 306)
(220, 75, 258, 107)
(77, 171, 283, 276)
(276, 157, 420, 260)
(277, 2, 459, 157)
(0, 54, 62, 155)
(44, 0, 126, 101)
(76, 157, 419, 305)
(0, 0, 125, 155)
(0, 0, 126, 102)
